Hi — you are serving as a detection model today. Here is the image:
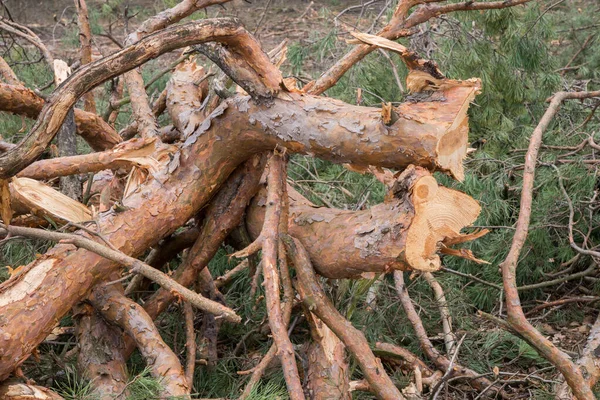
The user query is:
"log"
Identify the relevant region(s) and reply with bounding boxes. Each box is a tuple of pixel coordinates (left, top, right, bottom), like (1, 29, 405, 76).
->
(247, 167, 480, 278)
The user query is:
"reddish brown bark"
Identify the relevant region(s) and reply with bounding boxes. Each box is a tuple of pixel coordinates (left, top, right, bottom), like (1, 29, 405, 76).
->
(248, 169, 478, 278)
(257, 153, 304, 399)
(75, 303, 129, 399)
(89, 285, 189, 398)
(285, 235, 404, 400)
(17, 137, 162, 180)
(0, 21, 479, 381)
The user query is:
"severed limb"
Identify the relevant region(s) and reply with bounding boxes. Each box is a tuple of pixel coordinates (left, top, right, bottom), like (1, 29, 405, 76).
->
(284, 234, 404, 400)
(248, 166, 481, 278)
(16, 137, 167, 180)
(394, 271, 507, 398)
(89, 285, 190, 398)
(9, 177, 92, 224)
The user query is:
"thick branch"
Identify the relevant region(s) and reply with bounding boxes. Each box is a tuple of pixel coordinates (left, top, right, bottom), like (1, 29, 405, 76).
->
(0, 63, 478, 380)
(90, 285, 189, 398)
(260, 153, 304, 399)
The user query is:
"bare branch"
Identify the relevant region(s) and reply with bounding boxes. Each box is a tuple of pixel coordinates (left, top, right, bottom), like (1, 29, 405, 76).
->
(499, 90, 600, 400)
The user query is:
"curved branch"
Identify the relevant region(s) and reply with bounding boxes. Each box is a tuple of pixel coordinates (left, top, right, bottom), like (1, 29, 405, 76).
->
(284, 235, 405, 400)
(499, 90, 600, 400)
(89, 285, 189, 398)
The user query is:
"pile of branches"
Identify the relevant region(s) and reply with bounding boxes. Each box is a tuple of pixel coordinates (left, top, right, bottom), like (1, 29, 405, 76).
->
(0, 0, 598, 399)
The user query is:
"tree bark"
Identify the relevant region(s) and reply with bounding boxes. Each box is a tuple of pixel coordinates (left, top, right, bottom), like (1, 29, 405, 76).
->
(89, 285, 190, 398)
(75, 303, 129, 399)
(305, 311, 351, 400)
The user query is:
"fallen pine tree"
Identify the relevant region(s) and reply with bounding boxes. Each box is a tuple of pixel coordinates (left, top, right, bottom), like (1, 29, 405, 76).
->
(0, 1, 596, 400)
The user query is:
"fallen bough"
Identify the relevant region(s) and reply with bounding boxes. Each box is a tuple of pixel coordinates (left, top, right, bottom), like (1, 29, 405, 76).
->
(0, 80, 482, 383)
(247, 166, 481, 278)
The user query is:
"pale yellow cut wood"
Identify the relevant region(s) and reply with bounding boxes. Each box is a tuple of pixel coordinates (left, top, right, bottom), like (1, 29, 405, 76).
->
(10, 177, 92, 224)
(347, 31, 410, 55)
(406, 175, 481, 271)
